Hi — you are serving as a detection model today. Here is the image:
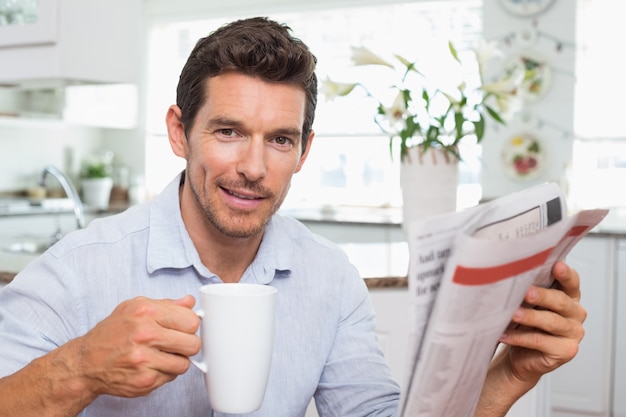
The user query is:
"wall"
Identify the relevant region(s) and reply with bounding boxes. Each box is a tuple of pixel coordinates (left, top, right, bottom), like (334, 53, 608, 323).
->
(480, 0, 578, 200)
(0, 123, 145, 193)
(144, 0, 447, 20)
(0, 0, 586, 198)
(0, 122, 102, 191)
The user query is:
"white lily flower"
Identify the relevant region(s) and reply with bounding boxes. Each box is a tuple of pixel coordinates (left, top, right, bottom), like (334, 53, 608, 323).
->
(482, 78, 517, 96)
(473, 39, 503, 79)
(351, 46, 394, 68)
(497, 93, 523, 119)
(482, 78, 522, 120)
(473, 39, 502, 68)
(320, 77, 357, 100)
(381, 91, 408, 129)
(322, 39, 526, 161)
(441, 90, 462, 111)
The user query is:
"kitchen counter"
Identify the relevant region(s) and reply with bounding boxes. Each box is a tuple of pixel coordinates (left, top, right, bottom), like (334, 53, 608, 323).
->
(0, 271, 15, 284)
(0, 270, 407, 288)
(0, 198, 129, 217)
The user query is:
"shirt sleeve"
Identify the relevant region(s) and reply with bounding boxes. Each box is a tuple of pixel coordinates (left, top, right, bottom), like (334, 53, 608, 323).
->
(0, 253, 85, 376)
(313, 265, 400, 417)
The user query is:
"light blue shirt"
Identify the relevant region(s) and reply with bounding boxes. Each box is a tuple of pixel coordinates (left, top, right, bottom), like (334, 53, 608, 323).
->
(0, 173, 399, 417)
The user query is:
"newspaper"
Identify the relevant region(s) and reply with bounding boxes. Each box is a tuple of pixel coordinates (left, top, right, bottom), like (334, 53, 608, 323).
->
(398, 182, 609, 417)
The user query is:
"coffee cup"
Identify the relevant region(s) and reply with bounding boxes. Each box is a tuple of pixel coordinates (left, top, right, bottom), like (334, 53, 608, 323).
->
(191, 283, 277, 414)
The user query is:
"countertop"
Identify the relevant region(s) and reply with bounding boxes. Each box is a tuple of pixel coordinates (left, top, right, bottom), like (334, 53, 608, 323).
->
(0, 270, 407, 288)
(0, 271, 15, 284)
(0, 198, 128, 217)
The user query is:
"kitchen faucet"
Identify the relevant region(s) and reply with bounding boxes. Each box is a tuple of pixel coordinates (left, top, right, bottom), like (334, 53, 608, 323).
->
(40, 165, 85, 229)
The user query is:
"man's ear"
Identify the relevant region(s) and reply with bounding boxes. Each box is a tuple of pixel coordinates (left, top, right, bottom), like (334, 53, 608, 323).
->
(166, 105, 188, 159)
(295, 131, 315, 173)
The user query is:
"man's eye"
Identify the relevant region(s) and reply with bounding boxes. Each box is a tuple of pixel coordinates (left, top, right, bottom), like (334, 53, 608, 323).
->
(219, 129, 235, 137)
(274, 137, 293, 146)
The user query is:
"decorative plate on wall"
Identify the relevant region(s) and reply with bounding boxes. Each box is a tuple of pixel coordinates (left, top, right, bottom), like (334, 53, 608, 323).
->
(503, 51, 552, 103)
(498, 0, 556, 17)
(501, 133, 544, 181)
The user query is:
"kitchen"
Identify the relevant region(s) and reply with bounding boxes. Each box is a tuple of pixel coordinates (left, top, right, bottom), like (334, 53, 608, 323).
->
(0, 0, 625, 416)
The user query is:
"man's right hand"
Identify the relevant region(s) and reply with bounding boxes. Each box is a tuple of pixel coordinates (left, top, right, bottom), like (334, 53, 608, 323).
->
(0, 295, 201, 417)
(75, 295, 201, 397)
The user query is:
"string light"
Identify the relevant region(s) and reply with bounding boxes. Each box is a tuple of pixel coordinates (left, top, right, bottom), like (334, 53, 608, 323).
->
(497, 27, 580, 53)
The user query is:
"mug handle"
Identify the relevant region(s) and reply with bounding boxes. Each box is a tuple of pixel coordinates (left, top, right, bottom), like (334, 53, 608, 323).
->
(190, 309, 208, 373)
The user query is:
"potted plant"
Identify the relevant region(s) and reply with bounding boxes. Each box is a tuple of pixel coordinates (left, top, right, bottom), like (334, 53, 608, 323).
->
(321, 40, 524, 226)
(80, 151, 114, 211)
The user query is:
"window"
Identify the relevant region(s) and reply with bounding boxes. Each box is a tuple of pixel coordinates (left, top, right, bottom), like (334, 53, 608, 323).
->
(144, 1, 483, 210)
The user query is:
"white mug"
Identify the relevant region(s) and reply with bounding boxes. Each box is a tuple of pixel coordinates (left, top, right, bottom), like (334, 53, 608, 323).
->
(191, 283, 277, 414)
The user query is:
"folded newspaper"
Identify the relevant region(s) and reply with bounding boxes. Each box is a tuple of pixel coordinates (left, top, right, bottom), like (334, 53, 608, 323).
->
(398, 182, 608, 417)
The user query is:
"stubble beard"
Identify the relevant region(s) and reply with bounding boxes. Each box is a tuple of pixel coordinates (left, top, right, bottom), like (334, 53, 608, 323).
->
(189, 174, 285, 239)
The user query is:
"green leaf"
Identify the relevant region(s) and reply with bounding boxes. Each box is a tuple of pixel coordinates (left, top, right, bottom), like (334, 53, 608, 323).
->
(395, 54, 423, 76)
(448, 41, 461, 63)
(402, 89, 412, 105)
(454, 111, 464, 139)
(389, 137, 396, 161)
(404, 116, 418, 138)
(485, 105, 505, 124)
(83, 163, 110, 178)
(426, 125, 440, 143)
(473, 114, 486, 142)
(422, 89, 430, 110)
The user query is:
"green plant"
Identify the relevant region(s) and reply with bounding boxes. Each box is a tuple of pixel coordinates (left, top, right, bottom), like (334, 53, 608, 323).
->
(83, 164, 110, 178)
(321, 40, 523, 162)
(81, 151, 114, 179)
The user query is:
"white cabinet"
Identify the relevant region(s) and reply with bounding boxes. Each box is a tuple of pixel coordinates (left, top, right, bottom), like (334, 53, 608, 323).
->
(0, 0, 142, 86)
(551, 235, 616, 417)
(369, 288, 411, 387)
(0, 1, 57, 49)
(0, 0, 142, 125)
(613, 239, 626, 417)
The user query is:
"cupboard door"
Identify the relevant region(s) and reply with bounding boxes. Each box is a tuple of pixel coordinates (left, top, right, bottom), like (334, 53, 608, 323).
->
(0, 0, 57, 48)
(613, 239, 626, 417)
(551, 236, 615, 417)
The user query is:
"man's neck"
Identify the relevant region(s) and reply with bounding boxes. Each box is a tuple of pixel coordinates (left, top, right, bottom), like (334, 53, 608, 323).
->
(178, 176, 264, 282)
(193, 230, 262, 283)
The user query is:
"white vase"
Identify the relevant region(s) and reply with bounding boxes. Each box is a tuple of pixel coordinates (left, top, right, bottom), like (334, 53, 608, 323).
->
(400, 146, 459, 233)
(81, 177, 114, 210)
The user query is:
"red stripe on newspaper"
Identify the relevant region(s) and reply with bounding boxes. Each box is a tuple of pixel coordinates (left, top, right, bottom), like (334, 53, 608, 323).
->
(568, 225, 588, 237)
(452, 248, 553, 285)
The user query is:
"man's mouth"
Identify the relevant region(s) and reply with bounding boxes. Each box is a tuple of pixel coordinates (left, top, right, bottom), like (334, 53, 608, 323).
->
(226, 189, 261, 200)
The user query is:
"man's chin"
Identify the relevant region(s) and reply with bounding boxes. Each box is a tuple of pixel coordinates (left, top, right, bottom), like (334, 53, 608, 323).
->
(212, 216, 268, 239)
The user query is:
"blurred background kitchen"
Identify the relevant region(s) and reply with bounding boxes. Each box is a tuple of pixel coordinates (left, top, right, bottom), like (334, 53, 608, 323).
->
(0, 1, 624, 417)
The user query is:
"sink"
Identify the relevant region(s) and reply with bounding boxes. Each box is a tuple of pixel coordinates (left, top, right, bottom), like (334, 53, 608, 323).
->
(3, 241, 52, 255)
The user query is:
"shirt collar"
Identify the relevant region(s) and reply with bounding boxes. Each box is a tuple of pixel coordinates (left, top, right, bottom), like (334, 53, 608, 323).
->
(146, 171, 294, 283)
(146, 172, 197, 274)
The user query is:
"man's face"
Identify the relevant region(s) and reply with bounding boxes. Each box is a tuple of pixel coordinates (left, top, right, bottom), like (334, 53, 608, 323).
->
(174, 72, 312, 239)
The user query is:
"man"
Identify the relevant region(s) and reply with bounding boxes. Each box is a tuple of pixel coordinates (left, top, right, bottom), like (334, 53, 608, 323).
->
(0, 17, 585, 417)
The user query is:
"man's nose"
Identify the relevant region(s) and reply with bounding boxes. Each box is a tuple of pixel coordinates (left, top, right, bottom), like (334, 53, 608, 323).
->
(236, 138, 267, 181)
